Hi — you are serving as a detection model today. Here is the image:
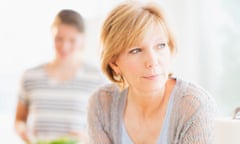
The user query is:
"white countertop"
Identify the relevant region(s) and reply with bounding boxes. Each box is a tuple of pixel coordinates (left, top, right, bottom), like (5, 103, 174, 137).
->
(214, 117, 240, 144)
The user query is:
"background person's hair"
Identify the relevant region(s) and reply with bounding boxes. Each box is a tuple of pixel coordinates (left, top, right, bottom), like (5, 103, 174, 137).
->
(52, 9, 85, 33)
(100, 1, 176, 87)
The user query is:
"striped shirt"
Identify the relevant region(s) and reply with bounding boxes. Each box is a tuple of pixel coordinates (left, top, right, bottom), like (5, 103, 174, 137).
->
(18, 63, 107, 140)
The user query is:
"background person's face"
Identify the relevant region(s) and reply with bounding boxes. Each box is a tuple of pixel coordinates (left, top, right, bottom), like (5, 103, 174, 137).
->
(52, 24, 84, 61)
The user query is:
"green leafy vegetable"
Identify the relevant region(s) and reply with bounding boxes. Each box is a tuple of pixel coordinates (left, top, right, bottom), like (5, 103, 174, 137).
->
(36, 136, 79, 144)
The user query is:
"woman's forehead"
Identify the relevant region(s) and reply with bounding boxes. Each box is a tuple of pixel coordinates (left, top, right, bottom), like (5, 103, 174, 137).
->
(131, 23, 168, 44)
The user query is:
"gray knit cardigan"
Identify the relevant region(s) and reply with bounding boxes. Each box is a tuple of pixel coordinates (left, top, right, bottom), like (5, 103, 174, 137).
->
(87, 78, 217, 144)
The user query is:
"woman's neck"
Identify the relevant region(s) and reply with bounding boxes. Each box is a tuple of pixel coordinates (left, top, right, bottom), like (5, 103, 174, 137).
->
(46, 58, 83, 82)
(52, 57, 82, 69)
(127, 81, 169, 118)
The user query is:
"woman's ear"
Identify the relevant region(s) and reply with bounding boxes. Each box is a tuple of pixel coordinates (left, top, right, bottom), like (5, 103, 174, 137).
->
(109, 59, 121, 75)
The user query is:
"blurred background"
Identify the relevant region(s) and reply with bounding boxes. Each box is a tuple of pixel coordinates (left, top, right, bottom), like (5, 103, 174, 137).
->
(0, 0, 239, 143)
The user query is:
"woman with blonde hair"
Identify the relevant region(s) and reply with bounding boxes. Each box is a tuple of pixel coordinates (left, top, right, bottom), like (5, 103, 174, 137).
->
(87, 1, 217, 144)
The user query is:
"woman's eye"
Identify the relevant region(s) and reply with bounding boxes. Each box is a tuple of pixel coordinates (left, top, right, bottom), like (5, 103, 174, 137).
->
(129, 48, 141, 54)
(158, 43, 167, 49)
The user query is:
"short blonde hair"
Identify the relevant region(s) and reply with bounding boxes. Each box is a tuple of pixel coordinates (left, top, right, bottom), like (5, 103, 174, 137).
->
(100, 1, 176, 87)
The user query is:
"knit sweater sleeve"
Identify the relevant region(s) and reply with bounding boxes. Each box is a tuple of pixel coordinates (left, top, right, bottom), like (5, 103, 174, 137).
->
(178, 83, 217, 144)
(87, 85, 114, 144)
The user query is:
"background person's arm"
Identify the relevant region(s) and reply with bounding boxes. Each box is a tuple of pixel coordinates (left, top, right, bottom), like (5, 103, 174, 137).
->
(67, 131, 88, 144)
(15, 101, 30, 143)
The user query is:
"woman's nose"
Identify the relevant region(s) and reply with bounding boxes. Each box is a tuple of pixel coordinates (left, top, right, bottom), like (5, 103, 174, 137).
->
(144, 50, 159, 68)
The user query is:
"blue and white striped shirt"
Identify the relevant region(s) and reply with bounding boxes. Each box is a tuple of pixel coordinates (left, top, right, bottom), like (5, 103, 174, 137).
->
(18, 63, 107, 140)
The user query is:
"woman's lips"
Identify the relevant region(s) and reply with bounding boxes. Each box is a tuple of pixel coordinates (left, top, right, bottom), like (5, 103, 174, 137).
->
(142, 74, 160, 80)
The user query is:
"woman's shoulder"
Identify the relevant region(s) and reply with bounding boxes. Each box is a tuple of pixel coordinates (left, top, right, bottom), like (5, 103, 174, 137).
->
(173, 78, 218, 118)
(175, 78, 216, 107)
(94, 83, 119, 94)
(21, 63, 46, 80)
(89, 83, 120, 105)
(78, 63, 109, 82)
(176, 78, 210, 98)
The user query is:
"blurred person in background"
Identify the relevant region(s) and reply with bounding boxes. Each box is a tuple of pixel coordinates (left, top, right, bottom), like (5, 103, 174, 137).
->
(15, 9, 105, 144)
(87, 1, 217, 144)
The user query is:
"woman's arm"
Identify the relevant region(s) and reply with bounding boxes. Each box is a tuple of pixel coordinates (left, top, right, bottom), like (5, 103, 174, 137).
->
(180, 94, 217, 144)
(15, 101, 30, 143)
(87, 92, 112, 144)
(67, 131, 88, 144)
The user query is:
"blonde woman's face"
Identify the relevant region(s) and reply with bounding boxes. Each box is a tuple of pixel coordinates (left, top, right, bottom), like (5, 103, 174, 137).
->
(111, 23, 172, 92)
(52, 24, 84, 60)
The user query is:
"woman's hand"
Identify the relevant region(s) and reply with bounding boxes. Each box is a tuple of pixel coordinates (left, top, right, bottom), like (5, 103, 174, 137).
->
(68, 131, 88, 144)
(15, 121, 31, 144)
